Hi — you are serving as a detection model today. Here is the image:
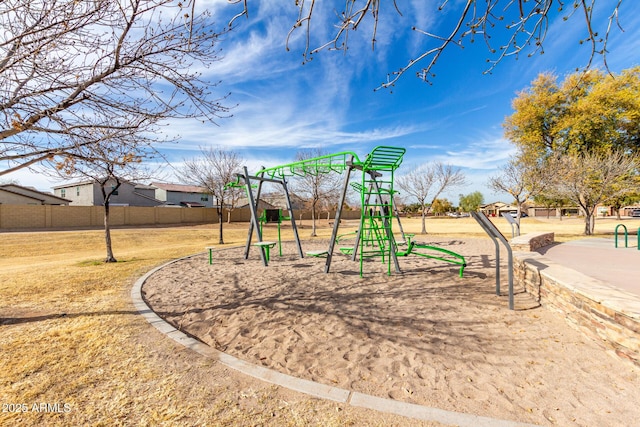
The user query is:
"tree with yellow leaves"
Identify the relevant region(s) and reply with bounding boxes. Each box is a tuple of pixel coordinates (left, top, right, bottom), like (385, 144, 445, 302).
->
(503, 67, 640, 234)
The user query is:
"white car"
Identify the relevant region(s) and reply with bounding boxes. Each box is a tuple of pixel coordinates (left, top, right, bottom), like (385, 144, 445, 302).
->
(508, 210, 528, 218)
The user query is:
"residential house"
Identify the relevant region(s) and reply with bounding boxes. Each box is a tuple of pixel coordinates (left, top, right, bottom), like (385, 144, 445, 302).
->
(53, 179, 162, 207)
(258, 192, 307, 211)
(479, 202, 509, 217)
(237, 198, 277, 210)
(0, 184, 71, 205)
(150, 182, 213, 207)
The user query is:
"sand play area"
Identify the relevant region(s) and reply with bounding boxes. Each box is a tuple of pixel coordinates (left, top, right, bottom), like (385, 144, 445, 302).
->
(142, 237, 640, 426)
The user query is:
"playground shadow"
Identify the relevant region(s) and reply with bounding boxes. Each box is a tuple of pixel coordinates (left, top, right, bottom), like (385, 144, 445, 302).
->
(142, 239, 640, 425)
(139, 237, 640, 426)
(0, 309, 140, 326)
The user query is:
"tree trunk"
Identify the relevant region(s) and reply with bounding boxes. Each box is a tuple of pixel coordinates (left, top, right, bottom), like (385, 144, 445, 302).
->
(584, 210, 594, 235)
(421, 205, 427, 234)
(104, 202, 117, 263)
(218, 207, 224, 244)
(311, 206, 317, 237)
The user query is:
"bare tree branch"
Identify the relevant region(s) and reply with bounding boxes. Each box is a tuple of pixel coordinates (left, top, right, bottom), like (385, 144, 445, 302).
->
(230, 0, 625, 89)
(1, 0, 232, 176)
(552, 150, 638, 234)
(397, 162, 465, 233)
(180, 147, 245, 244)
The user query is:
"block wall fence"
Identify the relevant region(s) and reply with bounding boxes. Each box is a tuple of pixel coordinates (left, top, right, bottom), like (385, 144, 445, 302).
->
(0, 205, 363, 231)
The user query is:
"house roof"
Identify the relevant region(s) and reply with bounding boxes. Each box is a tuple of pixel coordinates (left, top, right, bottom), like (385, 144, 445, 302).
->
(180, 201, 206, 207)
(134, 184, 157, 190)
(237, 198, 276, 209)
(0, 187, 43, 202)
(0, 184, 71, 203)
(53, 180, 209, 194)
(53, 180, 94, 189)
(151, 182, 207, 193)
(480, 202, 508, 208)
(53, 178, 137, 189)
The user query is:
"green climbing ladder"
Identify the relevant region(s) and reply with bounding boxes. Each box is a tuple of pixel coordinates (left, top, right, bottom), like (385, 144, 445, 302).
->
(356, 146, 406, 276)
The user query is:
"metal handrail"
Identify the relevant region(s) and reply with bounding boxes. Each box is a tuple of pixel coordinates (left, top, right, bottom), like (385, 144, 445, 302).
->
(471, 211, 514, 310)
(614, 224, 628, 248)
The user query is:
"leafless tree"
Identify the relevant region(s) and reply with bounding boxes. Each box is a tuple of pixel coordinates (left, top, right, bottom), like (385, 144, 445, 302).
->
(290, 149, 343, 237)
(1, 0, 230, 177)
(52, 134, 155, 263)
(552, 150, 638, 235)
(488, 155, 551, 225)
(397, 162, 466, 234)
(181, 147, 244, 244)
(228, 0, 625, 88)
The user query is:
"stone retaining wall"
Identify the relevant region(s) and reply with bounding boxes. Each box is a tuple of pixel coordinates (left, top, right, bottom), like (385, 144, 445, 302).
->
(512, 233, 639, 366)
(510, 232, 554, 252)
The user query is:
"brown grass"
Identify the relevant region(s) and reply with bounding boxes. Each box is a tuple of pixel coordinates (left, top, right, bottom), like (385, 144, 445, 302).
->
(1, 216, 638, 426)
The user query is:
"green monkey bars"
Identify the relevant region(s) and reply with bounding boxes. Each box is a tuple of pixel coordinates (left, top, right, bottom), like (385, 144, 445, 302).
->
(226, 151, 360, 184)
(229, 146, 465, 277)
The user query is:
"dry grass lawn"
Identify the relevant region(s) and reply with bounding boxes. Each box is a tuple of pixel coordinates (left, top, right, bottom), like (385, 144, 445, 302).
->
(1, 215, 638, 426)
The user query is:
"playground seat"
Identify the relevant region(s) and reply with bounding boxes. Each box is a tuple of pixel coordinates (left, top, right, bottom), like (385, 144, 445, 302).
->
(339, 246, 354, 255)
(254, 241, 277, 262)
(395, 233, 415, 246)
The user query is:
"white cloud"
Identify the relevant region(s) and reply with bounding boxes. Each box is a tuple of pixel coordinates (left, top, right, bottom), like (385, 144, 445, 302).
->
(442, 137, 516, 170)
(157, 111, 420, 153)
(2, 166, 61, 193)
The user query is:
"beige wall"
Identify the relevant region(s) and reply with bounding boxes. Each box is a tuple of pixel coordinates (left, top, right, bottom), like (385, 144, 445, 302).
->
(0, 205, 363, 230)
(0, 205, 217, 230)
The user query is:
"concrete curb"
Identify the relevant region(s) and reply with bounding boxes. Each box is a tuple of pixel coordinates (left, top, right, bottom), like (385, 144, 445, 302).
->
(131, 253, 539, 427)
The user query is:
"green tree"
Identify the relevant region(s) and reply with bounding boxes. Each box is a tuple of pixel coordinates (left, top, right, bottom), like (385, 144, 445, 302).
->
(503, 67, 640, 234)
(504, 68, 640, 160)
(431, 198, 453, 216)
(458, 192, 484, 213)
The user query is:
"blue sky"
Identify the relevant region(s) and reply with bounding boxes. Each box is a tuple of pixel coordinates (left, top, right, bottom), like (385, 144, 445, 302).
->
(10, 0, 640, 204)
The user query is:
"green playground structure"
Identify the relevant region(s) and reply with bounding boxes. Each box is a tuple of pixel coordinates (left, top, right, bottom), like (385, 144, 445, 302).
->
(258, 208, 289, 257)
(396, 241, 466, 277)
(227, 146, 466, 277)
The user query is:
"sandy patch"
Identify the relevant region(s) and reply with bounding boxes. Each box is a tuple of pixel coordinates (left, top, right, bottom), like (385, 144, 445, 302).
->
(142, 237, 640, 426)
